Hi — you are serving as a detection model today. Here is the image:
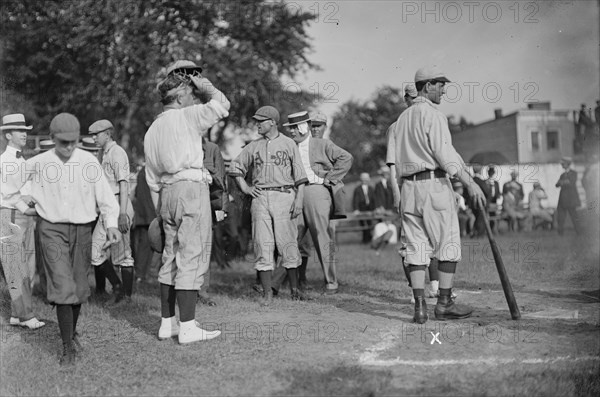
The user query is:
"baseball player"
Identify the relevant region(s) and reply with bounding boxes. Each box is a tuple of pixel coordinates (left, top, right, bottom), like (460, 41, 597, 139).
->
(229, 106, 308, 305)
(0, 113, 45, 330)
(386, 66, 485, 324)
(23, 113, 120, 365)
(145, 69, 229, 344)
(89, 119, 135, 303)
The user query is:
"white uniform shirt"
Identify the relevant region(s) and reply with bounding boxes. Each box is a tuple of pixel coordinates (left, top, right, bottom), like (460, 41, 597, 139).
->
(101, 141, 131, 195)
(0, 145, 31, 213)
(24, 148, 120, 227)
(298, 135, 324, 184)
(144, 99, 229, 192)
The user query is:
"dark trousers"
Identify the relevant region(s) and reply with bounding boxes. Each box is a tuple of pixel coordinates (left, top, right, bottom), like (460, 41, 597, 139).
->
(556, 206, 580, 235)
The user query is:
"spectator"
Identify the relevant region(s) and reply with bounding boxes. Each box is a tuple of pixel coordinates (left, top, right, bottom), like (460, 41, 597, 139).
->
(471, 164, 490, 237)
(502, 189, 530, 232)
(528, 182, 553, 229)
(486, 167, 501, 230)
(373, 166, 395, 212)
(503, 170, 524, 205)
(453, 180, 475, 238)
(352, 172, 375, 243)
(582, 152, 599, 214)
(555, 156, 581, 235)
(370, 219, 397, 255)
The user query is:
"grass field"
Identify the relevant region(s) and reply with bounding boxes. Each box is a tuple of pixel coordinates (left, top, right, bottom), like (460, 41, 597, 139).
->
(1, 225, 599, 396)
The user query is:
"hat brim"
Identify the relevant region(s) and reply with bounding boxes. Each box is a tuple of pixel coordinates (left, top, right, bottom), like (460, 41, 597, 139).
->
(283, 119, 310, 127)
(1, 125, 33, 131)
(252, 115, 271, 121)
(168, 66, 203, 76)
(52, 131, 80, 141)
(310, 121, 326, 126)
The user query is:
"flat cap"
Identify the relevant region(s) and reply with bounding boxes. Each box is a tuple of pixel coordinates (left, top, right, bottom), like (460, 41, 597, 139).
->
(50, 113, 80, 140)
(415, 66, 450, 83)
(88, 119, 114, 134)
(252, 106, 280, 123)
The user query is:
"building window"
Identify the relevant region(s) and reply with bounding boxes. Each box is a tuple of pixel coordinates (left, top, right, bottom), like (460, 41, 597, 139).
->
(547, 131, 559, 150)
(531, 131, 540, 152)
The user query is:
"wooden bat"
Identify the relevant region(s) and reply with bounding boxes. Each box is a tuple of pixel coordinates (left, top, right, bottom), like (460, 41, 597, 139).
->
(481, 209, 521, 320)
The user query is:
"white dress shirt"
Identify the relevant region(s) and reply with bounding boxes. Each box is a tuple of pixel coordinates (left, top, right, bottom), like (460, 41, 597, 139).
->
(298, 135, 324, 184)
(1, 145, 31, 213)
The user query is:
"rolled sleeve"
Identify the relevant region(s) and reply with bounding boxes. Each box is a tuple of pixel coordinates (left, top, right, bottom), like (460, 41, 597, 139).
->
(185, 99, 230, 133)
(95, 173, 120, 229)
(385, 123, 397, 167)
(228, 146, 252, 179)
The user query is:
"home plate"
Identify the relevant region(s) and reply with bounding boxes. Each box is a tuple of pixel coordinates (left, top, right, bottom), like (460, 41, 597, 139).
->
(523, 309, 579, 320)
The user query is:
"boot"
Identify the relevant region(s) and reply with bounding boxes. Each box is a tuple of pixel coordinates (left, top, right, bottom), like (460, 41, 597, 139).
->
(290, 288, 306, 301)
(413, 296, 428, 324)
(109, 283, 125, 305)
(261, 289, 273, 306)
(158, 316, 180, 340)
(435, 293, 473, 320)
(59, 343, 76, 366)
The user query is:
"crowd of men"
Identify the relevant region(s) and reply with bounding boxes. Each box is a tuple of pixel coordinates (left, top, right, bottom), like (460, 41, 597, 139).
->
(1, 61, 597, 367)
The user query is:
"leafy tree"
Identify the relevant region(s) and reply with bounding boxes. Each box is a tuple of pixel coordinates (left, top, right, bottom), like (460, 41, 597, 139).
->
(0, 0, 320, 158)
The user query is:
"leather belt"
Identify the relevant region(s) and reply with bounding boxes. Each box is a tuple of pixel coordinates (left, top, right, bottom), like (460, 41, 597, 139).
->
(260, 185, 294, 193)
(402, 169, 447, 181)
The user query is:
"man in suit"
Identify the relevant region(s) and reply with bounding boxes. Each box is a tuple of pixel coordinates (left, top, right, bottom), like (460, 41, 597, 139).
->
(353, 172, 375, 243)
(486, 167, 501, 231)
(373, 166, 395, 212)
(556, 157, 581, 235)
(472, 164, 490, 237)
(280, 110, 353, 294)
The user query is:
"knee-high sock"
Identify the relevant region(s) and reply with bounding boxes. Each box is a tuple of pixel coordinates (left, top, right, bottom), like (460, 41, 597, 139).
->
(94, 266, 106, 293)
(428, 258, 439, 282)
(298, 257, 308, 283)
(99, 261, 121, 287)
(121, 267, 134, 297)
(258, 270, 272, 293)
(72, 304, 81, 333)
(286, 268, 298, 290)
(160, 283, 176, 318)
(56, 304, 73, 347)
(177, 290, 197, 322)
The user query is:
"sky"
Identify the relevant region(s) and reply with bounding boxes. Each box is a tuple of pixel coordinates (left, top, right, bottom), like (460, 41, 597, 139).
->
(290, 0, 599, 125)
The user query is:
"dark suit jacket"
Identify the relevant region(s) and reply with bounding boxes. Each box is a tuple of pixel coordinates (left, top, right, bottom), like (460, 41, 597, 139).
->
(353, 184, 375, 211)
(203, 140, 228, 212)
(556, 169, 581, 208)
(486, 179, 501, 204)
(374, 180, 394, 210)
(132, 166, 155, 227)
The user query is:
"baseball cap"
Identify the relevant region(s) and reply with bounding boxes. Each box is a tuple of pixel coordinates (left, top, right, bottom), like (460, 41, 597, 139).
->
(252, 106, 280, 123)
(309, 112, 327, 125)
(414, 66, 451, 83)
(404, 83, 418, 98)
(167, 60, 203, 76)
(88, 119, 114, 134)
(50, 113, 80, 140)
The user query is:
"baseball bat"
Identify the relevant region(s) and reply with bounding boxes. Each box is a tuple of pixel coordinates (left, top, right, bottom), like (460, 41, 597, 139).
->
(481, 209, 521, 320)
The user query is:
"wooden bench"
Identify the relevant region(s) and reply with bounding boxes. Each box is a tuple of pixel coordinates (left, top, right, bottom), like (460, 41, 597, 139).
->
(331, 211, 399, 243)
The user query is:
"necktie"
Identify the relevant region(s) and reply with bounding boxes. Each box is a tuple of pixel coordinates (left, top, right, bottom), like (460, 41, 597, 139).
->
(16, 151, 23, 158)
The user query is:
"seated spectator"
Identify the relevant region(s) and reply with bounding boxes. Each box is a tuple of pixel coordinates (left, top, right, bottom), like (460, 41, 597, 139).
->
(370, 219, 397, 255)
(353, 172, 375, 243)
(453, 181, 475, 237)
(373, 166, 394, 212)
(502, 190, 530, 231)
(503, 170, 524, 207)
(528, 182, 553, 229)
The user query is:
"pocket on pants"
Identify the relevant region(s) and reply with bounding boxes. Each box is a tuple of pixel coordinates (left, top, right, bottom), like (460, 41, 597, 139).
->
(428, 188, 451, 211)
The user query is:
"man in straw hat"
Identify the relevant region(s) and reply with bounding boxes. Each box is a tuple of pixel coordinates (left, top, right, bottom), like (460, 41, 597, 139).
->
(229, 106, 308, 304)
(89, 119, 135, 303)
(22, 112, 120, 365)
(144, 64, 229, 344)
(0, 113, 45, 330)
(279, 110, 353, 294)
(386, 66, 486, 324)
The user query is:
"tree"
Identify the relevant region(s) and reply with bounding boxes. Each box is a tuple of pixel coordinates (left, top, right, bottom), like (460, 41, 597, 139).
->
(330, 86, 406, 179)
(0, 0, 320, 159)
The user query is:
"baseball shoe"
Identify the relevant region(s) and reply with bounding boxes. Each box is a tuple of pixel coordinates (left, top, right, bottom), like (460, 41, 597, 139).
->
(252, 284, 264, 294)
(19, 317, 46, 330)
(72, 332, 83, 355)
(434, 295, 472, 320)
(59, 345, 76, 367)
(260, 289, 273, 306)
(158, 316, 180, 340)
(290, 288, 307, 301)
(324, 288, 338, 295)
(178, 320, 221, 344)
(413, 296, 428, 324)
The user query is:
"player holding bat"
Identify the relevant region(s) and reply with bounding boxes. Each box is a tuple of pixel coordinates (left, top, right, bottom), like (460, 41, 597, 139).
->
(386, 66, 486, 324)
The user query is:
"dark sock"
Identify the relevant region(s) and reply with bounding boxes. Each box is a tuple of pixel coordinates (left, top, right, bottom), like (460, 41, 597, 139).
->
(160, 283, 176, 318)
(287, 268, 298, 290)
(256, 270, 261, 285)
(403, 265, 412, 287)
(412, 289, 425, 299)
(439, 288, 452, 297)
(298, 257, 308, 283)
(94, 266, 106, 293)
(56, 304, 73, 347)
(121, 267, 134, 297)
(428, 258, 439, 282)
(100, 261, 121, 287)
(72, 304, 81, 333)
(258, 270, 272, 293)
(177, 290, 197, 322)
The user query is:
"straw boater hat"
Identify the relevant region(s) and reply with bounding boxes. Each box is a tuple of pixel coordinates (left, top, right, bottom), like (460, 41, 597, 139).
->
(78, 137, 100, 152)
(1, 114, 33, 131)
(283, 111, 310, 127)
(39, 140, 55, 152)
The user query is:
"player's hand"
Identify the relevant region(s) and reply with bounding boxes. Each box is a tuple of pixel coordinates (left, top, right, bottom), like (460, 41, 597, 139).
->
(290, 199, 303, 219)
(244, 185, 262, 198)
(467, 182, 486, 211)
(323, 178, 333, 187)
(190, 75, 213, 95)
(118, 213, 129, 234)
(104, 227, 122, 249)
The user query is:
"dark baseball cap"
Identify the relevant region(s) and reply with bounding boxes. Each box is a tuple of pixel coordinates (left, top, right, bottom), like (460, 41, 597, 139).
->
(252, 106, 280, 123)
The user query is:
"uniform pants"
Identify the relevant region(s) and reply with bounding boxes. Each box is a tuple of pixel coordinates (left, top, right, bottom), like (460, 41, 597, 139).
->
(159, 181, 212, 290)
(252, 190, 300, 271)
(400, 178, 461, 266)
(0, 208, 35, 320)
